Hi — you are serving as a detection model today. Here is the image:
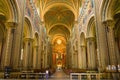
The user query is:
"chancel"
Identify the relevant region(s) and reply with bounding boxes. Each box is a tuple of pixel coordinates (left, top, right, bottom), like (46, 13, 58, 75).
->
(0, 0, 120, 80)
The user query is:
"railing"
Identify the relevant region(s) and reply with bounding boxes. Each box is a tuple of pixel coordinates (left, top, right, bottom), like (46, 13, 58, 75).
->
(4, 72, 48, 79)
(70, 72, 116, 80)
(70, 73, 100, 80)
(17, 72, 47, 79)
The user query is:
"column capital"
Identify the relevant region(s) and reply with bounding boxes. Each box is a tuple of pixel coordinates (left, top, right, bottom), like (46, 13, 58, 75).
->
(80, 44, 86, 47)
(33, 45, 39, 48)
(74, 20, 78, 24)
(86, 37, 95, 41)
(40, 21, 45, 27)
(5, 21, 18, 29)
(24, 37, 34, 42)
(103, 20, 115, 28)
(73, 52, 78, 55)
(74, 20, 78, 27)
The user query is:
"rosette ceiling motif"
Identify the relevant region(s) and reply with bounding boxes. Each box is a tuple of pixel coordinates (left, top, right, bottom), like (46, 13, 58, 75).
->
(37, 0, 81, 43)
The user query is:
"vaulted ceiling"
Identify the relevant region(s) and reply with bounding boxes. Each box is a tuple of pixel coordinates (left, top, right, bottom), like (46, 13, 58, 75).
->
(34, 0, 81, 43)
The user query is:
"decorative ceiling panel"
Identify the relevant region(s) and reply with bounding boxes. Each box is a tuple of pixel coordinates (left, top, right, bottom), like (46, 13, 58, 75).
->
(38, 0, 81, 41)
(44, 6, 75, 29)
(48, 25, 70, 39)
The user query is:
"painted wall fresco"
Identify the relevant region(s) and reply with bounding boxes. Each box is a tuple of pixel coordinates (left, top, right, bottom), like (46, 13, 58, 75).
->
(17, 0, 40, 32)
(78, 0, 94, 32)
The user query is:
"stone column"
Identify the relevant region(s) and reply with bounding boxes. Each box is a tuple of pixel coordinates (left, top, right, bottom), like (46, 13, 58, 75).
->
(74, 21, 81, 69)
(87, 37, 97, 70)
(45, 53, 48, 68)
(33, 45, 38, 69)
(41, 52, 43, 69)
(94, 0, 109, 72)
(74, 52, 78, 68)
(3, 22, 17, 67)
(43, 53, 45, 68)
(72, 52, 75, 68)
(41, 50, 45, 69)
(45, 46, 48, 68)
(80, 45, 87, 69)
(115, 38, 120, 64)
(103, 20, 117, 65)
(23, 38, 33, 70)
(37, 46, 41, 69)
(44, 46, 47, 68)
(104, 20, 120, 80)
(71, 46, 74, 68)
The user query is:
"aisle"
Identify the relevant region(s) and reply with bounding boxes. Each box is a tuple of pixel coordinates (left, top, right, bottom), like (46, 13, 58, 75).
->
(49, 69, 69, 80)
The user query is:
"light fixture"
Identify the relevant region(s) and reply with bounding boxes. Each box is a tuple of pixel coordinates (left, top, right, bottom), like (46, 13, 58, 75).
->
(57, 39, 62, 44)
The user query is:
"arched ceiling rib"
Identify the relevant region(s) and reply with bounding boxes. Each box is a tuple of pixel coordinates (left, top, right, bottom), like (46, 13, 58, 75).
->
(44, 6, 75, 29)
(48, 23, 70, 33)
(48, 25, 70, 41)
(37, 0, 81, 42)
(52, 35, 66, 45)
(44, 5, 74, 41)
(39, 0, 80, 20)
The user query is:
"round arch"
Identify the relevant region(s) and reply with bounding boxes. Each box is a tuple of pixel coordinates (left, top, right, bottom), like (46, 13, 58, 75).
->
(86, 16, 97, 70)
(101, 0, 116, 21)
(80, 32, 87, 69)
(80, 32, 86, 46)
(0, 0, 19, 22)
(52, 35, 66, 45)
(48, 23, 71, 34)
(24, 17, 34, 38)
(42, 3, 77, 21)
(0, 0, 19, 69)
(34, 32, 39, 45)
(48, 25, 70, 36)
(48, 25, 70, 41)
(86, 16, 95, 37)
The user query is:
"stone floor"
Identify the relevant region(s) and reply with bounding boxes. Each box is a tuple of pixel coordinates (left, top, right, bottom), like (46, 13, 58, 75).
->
(49, 69, 70, 80)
